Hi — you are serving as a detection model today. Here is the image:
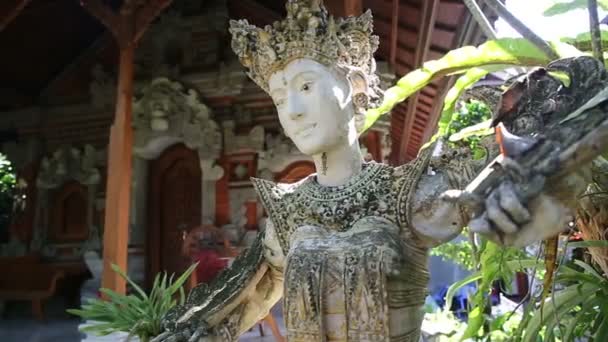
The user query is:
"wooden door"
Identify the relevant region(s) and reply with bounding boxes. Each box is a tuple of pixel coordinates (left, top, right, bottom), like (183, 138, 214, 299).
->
(147, 143, 202, 286)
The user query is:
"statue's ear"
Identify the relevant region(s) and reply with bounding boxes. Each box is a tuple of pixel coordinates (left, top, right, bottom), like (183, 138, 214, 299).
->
(347, 69, 369, 96)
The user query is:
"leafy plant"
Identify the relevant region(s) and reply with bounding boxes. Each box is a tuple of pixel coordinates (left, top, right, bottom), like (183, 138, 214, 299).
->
(561, 29, 608, 54)
(447, 100, 493, 159)
(431, 235, 477, 271)
(543, 0, 608, 17)
(518, 245, 608, 342)
(0, 154, 16, 243)
(445, 241, 526, 340)
(362, 37, 582, 133)
(68, 263, 197, 342)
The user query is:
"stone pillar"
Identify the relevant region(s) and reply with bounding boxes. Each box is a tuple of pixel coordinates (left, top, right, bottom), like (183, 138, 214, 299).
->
(200, 159, 224, 224)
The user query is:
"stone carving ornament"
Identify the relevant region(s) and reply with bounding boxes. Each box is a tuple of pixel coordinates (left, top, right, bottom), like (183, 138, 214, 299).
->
(257, 131, 310, 178)
(158, 1, 587, 341)
(36, 144, 100, 189)
(133, 77, 222, 161)
(32, 145, 101, 258)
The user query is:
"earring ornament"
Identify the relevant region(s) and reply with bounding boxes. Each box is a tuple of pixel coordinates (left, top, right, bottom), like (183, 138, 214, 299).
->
(353, 92, 369, 110)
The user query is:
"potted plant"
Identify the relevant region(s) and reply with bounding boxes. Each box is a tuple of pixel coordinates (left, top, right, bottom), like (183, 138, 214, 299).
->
(69, 263, 197, 342)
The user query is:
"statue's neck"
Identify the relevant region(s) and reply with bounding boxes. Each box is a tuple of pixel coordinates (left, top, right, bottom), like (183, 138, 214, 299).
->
(312, 141, 363, 187)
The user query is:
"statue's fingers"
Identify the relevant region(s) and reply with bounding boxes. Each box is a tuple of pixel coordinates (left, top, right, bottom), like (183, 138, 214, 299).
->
(469, 212, 492, 235)
(500, 156, 526, 181)
(188, 327, 208, 342)
(163, 334, 182, 342)
(487, 193, 519, 234)
(150, 331, 172, 342)
(498, 182, 531, 224)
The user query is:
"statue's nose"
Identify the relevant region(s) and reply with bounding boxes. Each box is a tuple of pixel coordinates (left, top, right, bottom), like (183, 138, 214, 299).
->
(286, 96, 305, 120)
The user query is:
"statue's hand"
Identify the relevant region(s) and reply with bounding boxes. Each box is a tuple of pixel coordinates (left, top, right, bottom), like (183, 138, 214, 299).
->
(468, 173, 585, 247)
(153, 304, 211, 342)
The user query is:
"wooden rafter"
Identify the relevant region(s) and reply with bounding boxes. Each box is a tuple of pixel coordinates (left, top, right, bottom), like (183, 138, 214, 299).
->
(0, 0, 32, 32)
(398, 0, 439, 163)
(421, 8, 484, 145)
(79, 0, 121, 40)
(134, 0, 173, 42)
(389, 0, 399, 68)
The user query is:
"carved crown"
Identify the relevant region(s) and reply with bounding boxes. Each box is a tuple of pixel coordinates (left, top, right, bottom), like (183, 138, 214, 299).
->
(229, 0, 380, 94)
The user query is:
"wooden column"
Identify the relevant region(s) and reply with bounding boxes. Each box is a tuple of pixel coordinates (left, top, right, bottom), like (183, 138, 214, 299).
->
(81, 0, 173, 295)
(101, 45, 135, 294)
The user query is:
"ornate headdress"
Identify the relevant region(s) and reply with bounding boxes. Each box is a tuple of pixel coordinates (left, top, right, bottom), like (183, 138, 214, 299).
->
(229, 0, 381, 103)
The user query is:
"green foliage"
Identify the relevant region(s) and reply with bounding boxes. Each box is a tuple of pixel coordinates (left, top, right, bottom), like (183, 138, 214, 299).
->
(0, 154, 16, 241)
(363, 38, 559, 132)
(68, 263, 197, 342)
(431, 237, 477, 271)
(543, 0, 608, 17)
(561, 29, 608, 55)
(520, 259, 608, 341)
(362, 36, 583, 134)
(447, 100, 493, 159)
(459, 242, 525, 340)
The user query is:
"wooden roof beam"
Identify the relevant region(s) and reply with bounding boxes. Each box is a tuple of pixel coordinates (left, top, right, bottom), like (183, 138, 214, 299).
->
(325, 0, 363, 17)
(398, 0, 439, 164)
(389, 0, 399, 68)
(134, 0, 173, 42)
(422, 4, 482, 145)
(0, 0, 32, 32)
(228, 0, 281, 26)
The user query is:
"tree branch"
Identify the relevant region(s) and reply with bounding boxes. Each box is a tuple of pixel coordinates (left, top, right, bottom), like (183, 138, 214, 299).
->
(588, 0, 603, 60)
(463, 0, 497, 39)
(483, 0, 560, 60)
(134, 0, 173, 43)
(80, 0, 121, 39)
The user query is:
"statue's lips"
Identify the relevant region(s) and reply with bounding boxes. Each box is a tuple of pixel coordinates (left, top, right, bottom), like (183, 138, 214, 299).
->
(294, 123, 317, 137)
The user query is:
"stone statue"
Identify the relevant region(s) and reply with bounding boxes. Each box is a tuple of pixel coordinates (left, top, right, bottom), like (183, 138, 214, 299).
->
(157, 1, 588, 341)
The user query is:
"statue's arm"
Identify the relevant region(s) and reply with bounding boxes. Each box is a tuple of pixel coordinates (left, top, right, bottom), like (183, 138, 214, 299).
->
(408, 147, 475, 247)
(160, 220, 285, 342)
(407, 142, 590, 248)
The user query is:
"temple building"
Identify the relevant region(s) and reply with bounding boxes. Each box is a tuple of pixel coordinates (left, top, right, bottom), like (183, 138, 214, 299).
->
(0, 0, 490, 322)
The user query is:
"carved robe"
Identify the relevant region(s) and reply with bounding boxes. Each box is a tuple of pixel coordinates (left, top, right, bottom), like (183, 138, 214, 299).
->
(251, 155, 431, 342)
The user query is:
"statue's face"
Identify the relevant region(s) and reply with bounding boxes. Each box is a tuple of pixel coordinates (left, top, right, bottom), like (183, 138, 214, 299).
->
(268, 58, 357, 156)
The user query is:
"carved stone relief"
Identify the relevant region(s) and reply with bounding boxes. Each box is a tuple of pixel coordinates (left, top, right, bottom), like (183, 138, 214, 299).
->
(257, 131, 312, 178)
(223, 187, 257, 243)
(132, 77, 224, 227)
(31, 145, 101, 259)
(36, 145, 100, 189)
(222, 120, 265, 155)
(133, 77, 222, 161)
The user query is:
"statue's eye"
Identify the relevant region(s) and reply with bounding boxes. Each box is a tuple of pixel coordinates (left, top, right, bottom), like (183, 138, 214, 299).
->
(275, 98, 285, 107)
(301, 82, 312, 92)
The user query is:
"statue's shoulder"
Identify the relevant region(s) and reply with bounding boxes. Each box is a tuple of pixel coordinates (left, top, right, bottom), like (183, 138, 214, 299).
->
(391, 145, 434, 188)
(390, 145, 435, 229)
(251, 177, 308, 201)
(250, 176, 310, 204)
